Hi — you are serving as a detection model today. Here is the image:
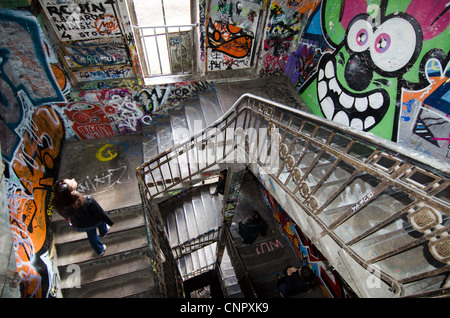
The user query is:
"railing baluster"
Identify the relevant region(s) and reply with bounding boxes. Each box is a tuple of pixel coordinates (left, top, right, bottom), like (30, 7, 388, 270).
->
(136, 94, 450, 298)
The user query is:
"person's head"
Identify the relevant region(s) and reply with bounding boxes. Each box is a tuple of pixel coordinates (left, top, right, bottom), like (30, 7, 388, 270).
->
(53, 178, 84, 214)
(219, 169, 227, 178)
(55, 179, 77, 192)
(300, 266, 315, 283)
(248, 210, 262, 223)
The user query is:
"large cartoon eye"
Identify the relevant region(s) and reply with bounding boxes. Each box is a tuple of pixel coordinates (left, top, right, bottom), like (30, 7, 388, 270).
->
(370, 18, 417, 72)
(347, 18, 373, 52)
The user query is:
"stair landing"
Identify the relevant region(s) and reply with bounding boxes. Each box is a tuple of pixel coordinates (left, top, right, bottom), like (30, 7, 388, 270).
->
(230, 171, 326, 298)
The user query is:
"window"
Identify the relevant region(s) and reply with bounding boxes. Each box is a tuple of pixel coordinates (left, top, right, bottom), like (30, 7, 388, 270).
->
(127, 0, 197, 83)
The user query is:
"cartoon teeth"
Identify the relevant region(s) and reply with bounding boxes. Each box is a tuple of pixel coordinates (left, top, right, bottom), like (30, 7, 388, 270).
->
(317, 57, 389, 132)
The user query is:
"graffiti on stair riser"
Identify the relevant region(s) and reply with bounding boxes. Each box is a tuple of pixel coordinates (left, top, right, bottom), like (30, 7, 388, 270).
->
(286, 0, 449, 161)
(262, 189, 348, 298)
(0, 10, 66, 298)
(65, 81, 212, 140)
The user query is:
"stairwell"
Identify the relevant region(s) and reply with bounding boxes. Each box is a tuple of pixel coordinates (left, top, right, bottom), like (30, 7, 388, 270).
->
(52, 77, 305, 298)
(54, 205, 156, 297)
(52, 75, 449, 298)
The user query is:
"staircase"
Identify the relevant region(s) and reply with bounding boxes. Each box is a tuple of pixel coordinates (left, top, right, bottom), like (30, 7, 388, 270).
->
(54, 75, 449, 298)
(158, 182, 244, 297)
(54, 77, 302, 298)
(137, 89, 449, 298)
(53, 205, 157, 298)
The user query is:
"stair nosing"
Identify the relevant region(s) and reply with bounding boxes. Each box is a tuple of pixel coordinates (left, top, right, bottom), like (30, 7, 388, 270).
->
(54, 222, 147, 245)
(60, 262, 154, 290)
(56, 240, 150, 268)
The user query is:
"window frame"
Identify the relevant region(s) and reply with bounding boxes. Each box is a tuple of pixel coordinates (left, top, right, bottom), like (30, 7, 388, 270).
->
(125, 0, 200, 85)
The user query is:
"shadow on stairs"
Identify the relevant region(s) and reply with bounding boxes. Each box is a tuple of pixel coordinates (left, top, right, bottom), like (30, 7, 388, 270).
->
(53, 205, 157, 298)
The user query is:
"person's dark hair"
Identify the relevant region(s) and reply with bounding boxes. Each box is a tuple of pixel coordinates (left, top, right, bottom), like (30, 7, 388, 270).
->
(248, 210, 262, 223)
(53, 180, 84, 218)
(300, 266, 317, 288)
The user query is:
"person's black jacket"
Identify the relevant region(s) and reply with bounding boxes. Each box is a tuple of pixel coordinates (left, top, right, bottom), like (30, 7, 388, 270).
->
(285, 270, 312, 296)
(238, 218, 268, 244)
(67, 196, 114, 228)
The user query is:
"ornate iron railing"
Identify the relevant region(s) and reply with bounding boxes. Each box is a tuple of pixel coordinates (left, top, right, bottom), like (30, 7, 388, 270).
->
(136, 93, 449, 298)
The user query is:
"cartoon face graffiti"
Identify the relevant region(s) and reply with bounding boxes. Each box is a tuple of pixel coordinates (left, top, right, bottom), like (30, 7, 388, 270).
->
(299, 0, 449, 141)
(317, 12, 422, 134)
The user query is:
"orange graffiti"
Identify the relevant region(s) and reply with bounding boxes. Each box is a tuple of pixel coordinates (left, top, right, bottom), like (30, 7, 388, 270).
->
(282, 0, 321, 14)
(207, 19, 253, 58)
(50, 63, 67, 91)
(403, 74, 447, 106)
(11, 105, 64, 297)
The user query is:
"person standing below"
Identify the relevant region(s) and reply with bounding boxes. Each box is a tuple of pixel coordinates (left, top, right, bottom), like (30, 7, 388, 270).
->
(277, 265, 317, 298)
(213, 169, 227, 196)
(53, 178, 114, 256)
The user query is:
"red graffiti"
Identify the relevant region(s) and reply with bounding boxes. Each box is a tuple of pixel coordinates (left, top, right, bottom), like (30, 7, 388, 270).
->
(94, 15, 119, 34)
(65, 102, 114, 140)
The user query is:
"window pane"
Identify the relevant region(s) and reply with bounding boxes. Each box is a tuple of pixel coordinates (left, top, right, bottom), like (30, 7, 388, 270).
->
(133, 0, 191, 26)
(133, 0, 164, 26)
(163, 0, 191, 26)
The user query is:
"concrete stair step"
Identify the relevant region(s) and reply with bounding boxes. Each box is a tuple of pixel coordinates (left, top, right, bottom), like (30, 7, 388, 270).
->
(200, 188, 221, 230)
(178, 243, 216, 277)
(162, 184, 222, 249)
(56, 225, 149, 267)
(62, 267, 156, 298)
(170, 109, 190, 145)
(184, 98, 207, 135)
(58, 247, 152, 289)
(199, 90, 223, 126)
(54, 205, 145, 245)
(142, 125, 160, 163)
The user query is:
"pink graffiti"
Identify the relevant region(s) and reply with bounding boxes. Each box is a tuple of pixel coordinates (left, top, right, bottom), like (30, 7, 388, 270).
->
(255, 239, 284, 255)
(431, 134, 450, 147)
(406, 0, 450, 40)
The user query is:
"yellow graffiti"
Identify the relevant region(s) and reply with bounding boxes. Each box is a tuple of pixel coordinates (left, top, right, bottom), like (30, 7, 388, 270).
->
(96, 144, 118, 161)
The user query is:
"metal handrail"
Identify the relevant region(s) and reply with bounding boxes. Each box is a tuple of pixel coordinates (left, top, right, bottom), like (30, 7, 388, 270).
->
(136, 93, 450, 298)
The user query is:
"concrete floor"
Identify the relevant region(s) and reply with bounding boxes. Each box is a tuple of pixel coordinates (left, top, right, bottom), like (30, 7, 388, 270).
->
(56, 133, 144, 217)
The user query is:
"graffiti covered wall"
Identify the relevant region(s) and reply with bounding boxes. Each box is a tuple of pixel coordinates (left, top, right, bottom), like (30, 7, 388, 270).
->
(0, 6, 214, 297)
(206, 0, 262, 71)
(259, 0, 320, 77)
(284, 0, 450, 160)
(39, 0, 138, 88)
(0, 9, 66, 297)
(64, 81, 213, 140)
(262, 188, 348, 298)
